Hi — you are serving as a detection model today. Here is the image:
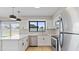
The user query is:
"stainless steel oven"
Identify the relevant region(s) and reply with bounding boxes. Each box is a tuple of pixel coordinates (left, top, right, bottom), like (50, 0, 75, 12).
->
(51, 36, 58, 51)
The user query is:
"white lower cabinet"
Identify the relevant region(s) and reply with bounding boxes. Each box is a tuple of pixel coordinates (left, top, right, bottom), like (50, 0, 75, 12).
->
(22, 38, 27, 51)
(29, 36, 37, 46)
(0, 37, 29, 51)
(26, 38, 29, 49)
(38, 36, 51, 46)
(22, 38, 29, 51)
(18, 37, 29, 51)
(18, 39, 23, 51)
(2, 40, 19, 51)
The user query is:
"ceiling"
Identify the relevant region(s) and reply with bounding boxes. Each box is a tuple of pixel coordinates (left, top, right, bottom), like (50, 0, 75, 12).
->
(0, 7, 60, 18)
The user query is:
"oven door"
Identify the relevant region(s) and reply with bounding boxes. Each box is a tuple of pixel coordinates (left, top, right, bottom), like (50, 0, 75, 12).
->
(51, 37, 58, 51)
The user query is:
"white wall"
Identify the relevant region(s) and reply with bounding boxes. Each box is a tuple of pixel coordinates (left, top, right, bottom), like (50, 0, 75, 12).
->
(25, 16, 58, 35)
(22, 17, 54, 35)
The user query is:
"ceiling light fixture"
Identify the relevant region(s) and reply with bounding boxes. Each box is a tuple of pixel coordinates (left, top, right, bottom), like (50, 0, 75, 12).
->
(16, 10, 21, 21)
(17, 18, 21, 21)
(9, 7, 16, 20)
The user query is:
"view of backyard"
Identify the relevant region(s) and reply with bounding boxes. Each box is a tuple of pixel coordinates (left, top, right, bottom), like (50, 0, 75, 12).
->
(0, 22, 20, 39)
(29, 21, 46, 32)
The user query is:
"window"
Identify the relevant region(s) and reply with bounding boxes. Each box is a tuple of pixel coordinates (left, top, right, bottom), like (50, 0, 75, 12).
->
(1, 22, 10, 39)
(11, 22, 20, 39)
(29, 21, 46, 32)
(0, 21, 20, 39)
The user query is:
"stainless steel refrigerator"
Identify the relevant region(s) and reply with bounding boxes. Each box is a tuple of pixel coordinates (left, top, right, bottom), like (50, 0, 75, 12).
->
(56, 17, 79, 51)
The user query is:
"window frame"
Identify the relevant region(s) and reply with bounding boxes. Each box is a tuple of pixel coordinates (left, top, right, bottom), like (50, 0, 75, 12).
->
(29, 21, 46, 32)
(0, 21, 20, 39)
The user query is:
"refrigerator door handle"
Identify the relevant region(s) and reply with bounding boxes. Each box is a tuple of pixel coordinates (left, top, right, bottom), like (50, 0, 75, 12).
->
(60, 32, 79, 35)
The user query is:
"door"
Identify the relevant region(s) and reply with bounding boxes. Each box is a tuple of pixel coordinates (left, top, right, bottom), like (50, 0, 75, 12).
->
(29, 35, 38, 46)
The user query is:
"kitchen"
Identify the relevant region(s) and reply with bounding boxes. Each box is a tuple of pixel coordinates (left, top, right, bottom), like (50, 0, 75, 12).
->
(0, 7, 79, 51)
(0, 7, 61, 51)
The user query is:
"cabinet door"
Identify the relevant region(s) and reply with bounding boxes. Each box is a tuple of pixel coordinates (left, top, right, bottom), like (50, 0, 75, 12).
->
(43, 36, 51, 46)
(18, 40, 23, 51)
(29, 36, 38, 46)
(18, 37, 29, 51)
(38, 36, 44, 46)
(19, 39, 27, 51)
(22, 37, 29, 51)
(38, 36, 51, 46)
(2, 40, 18, 51)
(26, 38, 29, 48)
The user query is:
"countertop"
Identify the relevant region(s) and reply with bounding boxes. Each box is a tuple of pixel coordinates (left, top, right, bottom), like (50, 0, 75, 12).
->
(0, 35, 28, 40)
(51, 35, 58, 39)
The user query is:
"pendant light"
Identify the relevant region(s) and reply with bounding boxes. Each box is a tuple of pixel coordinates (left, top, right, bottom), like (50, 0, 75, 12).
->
(17, 18, 21, 21)
(9, 7, 16, 20)
(16, 10, 21, 21)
